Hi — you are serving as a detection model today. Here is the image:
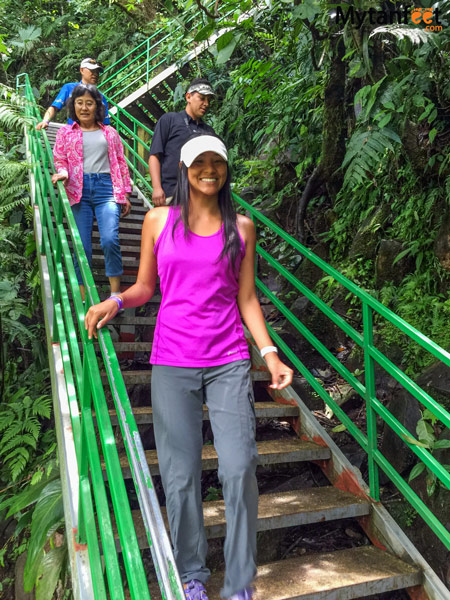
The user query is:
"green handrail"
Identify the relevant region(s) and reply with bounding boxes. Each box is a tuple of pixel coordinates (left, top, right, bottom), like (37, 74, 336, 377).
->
(98, 1, 241, 103)
(17, 72, 184, 600)
(235, 193, 450, 551)
(95, 98, 450, 552)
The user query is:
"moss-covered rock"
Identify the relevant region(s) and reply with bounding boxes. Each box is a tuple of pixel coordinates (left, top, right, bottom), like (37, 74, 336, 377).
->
(349, 205, 389, 260)
(375, 239, 414, 287)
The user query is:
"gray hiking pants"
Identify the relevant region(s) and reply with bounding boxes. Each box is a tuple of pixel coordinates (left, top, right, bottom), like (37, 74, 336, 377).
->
(151, 359, 258, 598)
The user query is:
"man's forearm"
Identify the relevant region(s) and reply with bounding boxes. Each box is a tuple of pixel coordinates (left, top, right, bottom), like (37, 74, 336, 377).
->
(149, 154, 163, 188)
(42, 106, 57, 123)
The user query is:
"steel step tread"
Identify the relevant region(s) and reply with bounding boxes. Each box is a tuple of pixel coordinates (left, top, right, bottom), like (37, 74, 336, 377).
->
(206, 546, 422, 600)
(112, 438, 331, 477)
(128, 487, 370, 547)
(105, 400, 298, 424)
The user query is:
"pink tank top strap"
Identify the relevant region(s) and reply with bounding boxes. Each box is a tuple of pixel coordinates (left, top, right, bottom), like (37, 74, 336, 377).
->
(153, 205, 177, 255)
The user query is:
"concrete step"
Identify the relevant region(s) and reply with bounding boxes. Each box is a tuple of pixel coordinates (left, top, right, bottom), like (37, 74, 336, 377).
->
(107, 316, 157, 326)
(128, 487, 370, 548)
(112, 438, 331, 478)
(101, 368, 272, 386)
(92, 230, 143, 242)
(90, 254, 138, 267)
(105, 400, 297, 425)
(85, 341, 152, 352)
(206, 546, 422, 600)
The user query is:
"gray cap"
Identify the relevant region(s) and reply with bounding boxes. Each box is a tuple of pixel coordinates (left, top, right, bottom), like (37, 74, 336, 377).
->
(186, 83, 215, 96)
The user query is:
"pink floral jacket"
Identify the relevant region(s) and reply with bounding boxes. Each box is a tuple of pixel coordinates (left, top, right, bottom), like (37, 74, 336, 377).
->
(53, 122, 132, 206)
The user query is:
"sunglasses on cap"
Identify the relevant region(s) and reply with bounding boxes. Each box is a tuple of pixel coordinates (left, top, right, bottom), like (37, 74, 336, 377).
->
(81, 58, 104, 71)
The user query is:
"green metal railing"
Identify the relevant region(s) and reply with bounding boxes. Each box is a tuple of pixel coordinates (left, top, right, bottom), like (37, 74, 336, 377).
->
(102, 100, 450, 553)
(18, 72, 184, 600)
(98, 1, 249, 103)
(232, 194, 450, 552)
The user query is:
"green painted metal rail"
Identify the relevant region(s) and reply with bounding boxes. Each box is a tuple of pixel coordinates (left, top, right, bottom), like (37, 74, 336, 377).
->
(17, 72, 184, 600)
(106, 95, 450, 553)
(98, 1, 239, 102)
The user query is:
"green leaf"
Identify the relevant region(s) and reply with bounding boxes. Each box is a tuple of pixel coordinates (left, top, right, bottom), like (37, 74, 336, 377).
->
(331, 424, 347, 433)
(429, 128, 437, 144)
(194, 22, 216, 42)
(377, 113, 391, 128)
(23, 480, 64, 591)
(422, 409, 439, 425)
(392, 247, 412, 265)
(217, 31, 234, 51)
(293, 0, 320, 21)
(35, 545, 66, 600)
(401, 434, 429, 448)
(408, 462, 426, 482)
(426, 472, 437, 496)
(433, 440, 450, 450)
(416, 419, 435, 448)
(216, 34, 240, 65)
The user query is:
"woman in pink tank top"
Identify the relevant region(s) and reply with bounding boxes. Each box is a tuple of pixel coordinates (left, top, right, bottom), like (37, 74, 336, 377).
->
(86, 134, 293, 600)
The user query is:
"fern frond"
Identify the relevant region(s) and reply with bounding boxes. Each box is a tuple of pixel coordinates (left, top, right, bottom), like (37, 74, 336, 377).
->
(342, 127, 401, 189)
(0, 159, 27, 179)
(0, 437, 22, 456)
(0, 196, 29, 215)
(0, 415, 20, 433)
(9, 453, 29, 481)
(0, 424, 22, 447)
(32, 396, 52, 419)
(23, 417, 41, 439)
(19, 433, 39, 449)
(369, 25, 433, 44)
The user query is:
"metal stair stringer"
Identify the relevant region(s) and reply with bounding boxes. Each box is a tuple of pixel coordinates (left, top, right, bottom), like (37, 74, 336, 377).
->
(26, 123, 95, 600)
(106, 5, 261, 129)
(247, 340, 450, 600)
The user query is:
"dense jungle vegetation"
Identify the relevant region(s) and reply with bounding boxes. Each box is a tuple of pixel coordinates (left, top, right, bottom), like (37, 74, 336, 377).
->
(1, 0, 450, 596)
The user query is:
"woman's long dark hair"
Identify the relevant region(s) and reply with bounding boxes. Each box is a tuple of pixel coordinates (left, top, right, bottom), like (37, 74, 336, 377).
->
(172, 134, 241, 268)
(67, 84, 105, 124)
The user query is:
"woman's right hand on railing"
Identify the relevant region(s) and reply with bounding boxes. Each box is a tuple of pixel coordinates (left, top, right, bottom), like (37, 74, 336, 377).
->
(85, 299, 119, 339)
(51, 173, 68, 185)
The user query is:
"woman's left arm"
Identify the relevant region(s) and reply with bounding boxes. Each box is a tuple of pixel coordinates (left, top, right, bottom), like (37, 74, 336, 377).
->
(237, 216, 293, 390)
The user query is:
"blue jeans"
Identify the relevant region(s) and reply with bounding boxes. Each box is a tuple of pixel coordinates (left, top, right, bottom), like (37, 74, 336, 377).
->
(71, 173, 122, 285)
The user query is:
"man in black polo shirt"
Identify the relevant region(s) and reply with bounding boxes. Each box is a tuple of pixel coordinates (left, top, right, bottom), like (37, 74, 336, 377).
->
(149, 78, 216, 205)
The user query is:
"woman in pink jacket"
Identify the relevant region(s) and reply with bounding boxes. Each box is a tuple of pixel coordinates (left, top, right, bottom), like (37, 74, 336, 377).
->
(52, 84, 132, 302)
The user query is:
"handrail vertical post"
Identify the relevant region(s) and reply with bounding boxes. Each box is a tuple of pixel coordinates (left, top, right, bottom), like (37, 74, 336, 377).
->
(363, 302, 380, 501)
(146, 38, 149, 86)
(133, 120, 137, 172)
(77, 354, 91, 544)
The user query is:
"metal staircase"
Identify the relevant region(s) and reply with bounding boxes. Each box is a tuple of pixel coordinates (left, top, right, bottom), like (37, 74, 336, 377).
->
(18, 12, 450, 599)
(98, 3, 259, 131)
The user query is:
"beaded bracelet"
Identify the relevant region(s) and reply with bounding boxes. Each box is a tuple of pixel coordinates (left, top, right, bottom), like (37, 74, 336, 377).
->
(108, 295, 123, 311)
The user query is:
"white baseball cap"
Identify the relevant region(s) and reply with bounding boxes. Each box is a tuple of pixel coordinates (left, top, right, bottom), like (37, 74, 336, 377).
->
(80, 58, 104, 71)
(180, 136, 228, 167)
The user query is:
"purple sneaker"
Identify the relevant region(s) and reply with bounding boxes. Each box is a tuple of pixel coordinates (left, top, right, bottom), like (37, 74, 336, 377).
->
(228, 588, 253, 600)
(183, 579, 209, 600)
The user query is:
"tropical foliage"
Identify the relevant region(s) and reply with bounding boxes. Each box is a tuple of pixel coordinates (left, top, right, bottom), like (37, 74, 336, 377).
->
(1, 0, 450, 595)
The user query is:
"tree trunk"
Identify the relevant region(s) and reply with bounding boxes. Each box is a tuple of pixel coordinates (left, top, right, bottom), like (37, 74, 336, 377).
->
(297, 36, 346, 243)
